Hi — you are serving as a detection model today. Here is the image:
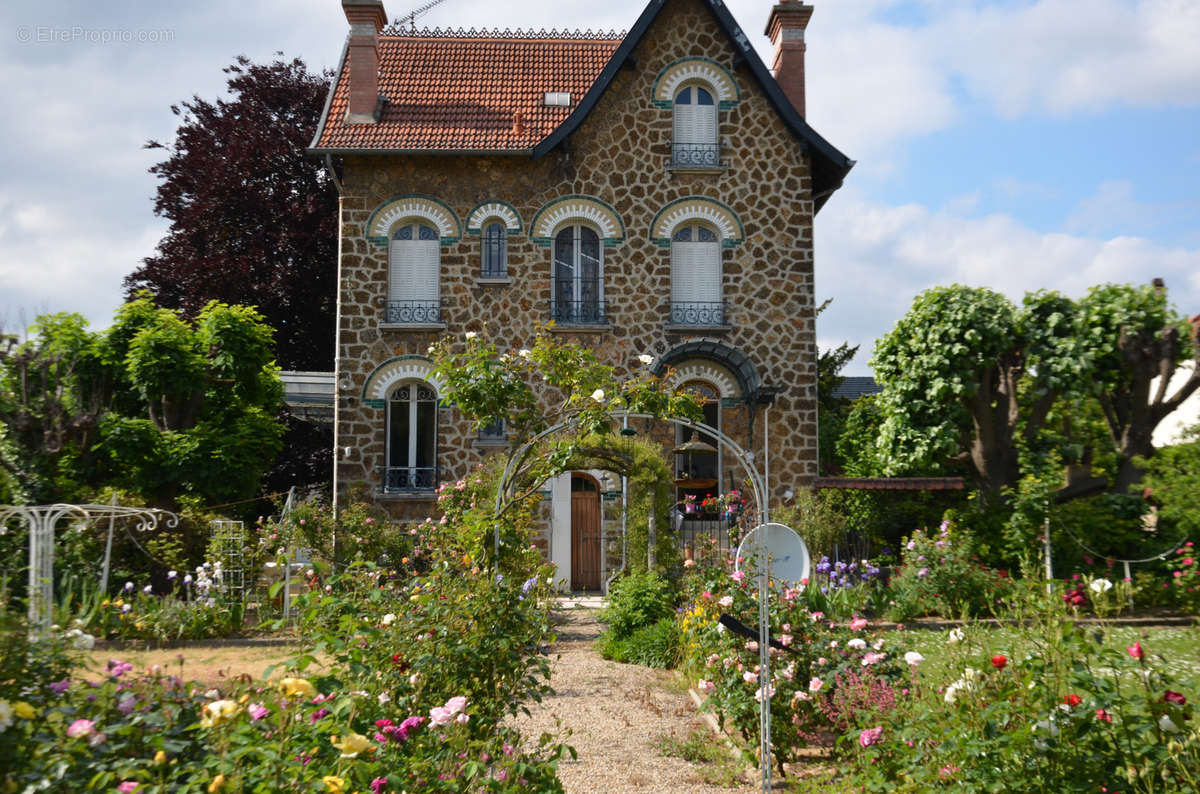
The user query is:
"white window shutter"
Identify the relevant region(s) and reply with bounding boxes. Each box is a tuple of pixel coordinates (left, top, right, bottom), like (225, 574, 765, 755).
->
(674, 103, 695, 144)
(412, 240, 439, 302)
(389, 238, 440, 303)
(696, 103, 717, 145)
(672, 239, 721, 306)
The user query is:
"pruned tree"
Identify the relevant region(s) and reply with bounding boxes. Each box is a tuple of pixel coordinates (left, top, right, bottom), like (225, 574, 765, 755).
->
(125, 55, 337, 372)
(870, 285, 1083, 503)
(1077, 282, 1200, 491)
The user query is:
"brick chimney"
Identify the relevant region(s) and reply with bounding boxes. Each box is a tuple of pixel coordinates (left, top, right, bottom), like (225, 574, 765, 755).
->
(342, 0, 388, 124)
(765, 1, 814, 118)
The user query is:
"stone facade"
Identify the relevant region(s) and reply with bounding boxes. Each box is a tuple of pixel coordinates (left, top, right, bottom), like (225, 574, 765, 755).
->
(323, 0, 844, 585)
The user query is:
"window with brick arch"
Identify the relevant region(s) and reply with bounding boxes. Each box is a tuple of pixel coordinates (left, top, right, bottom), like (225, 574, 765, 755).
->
(552, 224, 605, 324)
(385, 381, 438, 491)
(388, 221, 440, 324)
(672, 85, 718, 167)
(482, 221, 507, 278)
(670, 222, 722, 326)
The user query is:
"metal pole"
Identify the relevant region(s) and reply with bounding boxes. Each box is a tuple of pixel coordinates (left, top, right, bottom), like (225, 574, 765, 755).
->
(1123, 560, 1134, 610)
(1043, 517, 1053, 595)
(283, 486, 296, 621)
(758, 522, 772, 792)
(99, 493, 118, 595)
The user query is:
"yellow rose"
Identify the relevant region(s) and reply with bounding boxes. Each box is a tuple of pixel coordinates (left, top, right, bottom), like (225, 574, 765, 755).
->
(322, 776, 346, 794)
(13, 702, 36, 720)
(278, 678, 316, 699)
(199, 699, 241, 728)
(153, 750, 168, 766)
(207, 774, 225, 793)
(330, 732, 375, 759)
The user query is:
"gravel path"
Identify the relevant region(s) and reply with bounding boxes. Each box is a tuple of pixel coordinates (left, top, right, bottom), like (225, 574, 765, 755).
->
(513, 607, 760, 794)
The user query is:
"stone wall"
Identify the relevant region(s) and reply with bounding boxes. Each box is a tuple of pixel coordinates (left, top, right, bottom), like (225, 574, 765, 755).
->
(334, 0, 818, 524)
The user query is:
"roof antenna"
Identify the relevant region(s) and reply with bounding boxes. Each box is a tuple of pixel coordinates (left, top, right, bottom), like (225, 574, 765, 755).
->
(398, 0, 451, 33)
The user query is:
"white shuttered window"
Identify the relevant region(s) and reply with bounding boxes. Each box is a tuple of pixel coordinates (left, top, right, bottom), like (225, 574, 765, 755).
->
(673, 86, 717, 145)
(389, 223, 440, 314)
(670, 224, 722, 325)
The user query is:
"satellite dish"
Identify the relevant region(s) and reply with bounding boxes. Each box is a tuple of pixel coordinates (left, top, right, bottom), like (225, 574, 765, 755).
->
(735, 522, 810, 588)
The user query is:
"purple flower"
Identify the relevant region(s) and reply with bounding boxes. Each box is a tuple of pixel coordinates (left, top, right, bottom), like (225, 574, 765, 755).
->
(310, 708, 330, 723)
(48, 680, 70, 695)
(859, 726, 884, 748)
(117, 696, 137, 715)
(371, 778, 387, 794)
(917, 568, 930, 579)
(248, 703, 269, 721)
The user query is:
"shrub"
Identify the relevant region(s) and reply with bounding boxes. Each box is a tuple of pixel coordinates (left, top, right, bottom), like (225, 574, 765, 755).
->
(602, 617, 680, 668)
(601, 570, 677, 640)
(886, 520, 1012, 621)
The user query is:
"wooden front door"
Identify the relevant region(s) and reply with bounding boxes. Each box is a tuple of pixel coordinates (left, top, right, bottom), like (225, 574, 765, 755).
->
(571, 475, 602, 591)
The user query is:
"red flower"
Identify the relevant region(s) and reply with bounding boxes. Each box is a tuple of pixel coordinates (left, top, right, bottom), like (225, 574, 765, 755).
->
(991, 654, 1007, 670)
(1063, 694, 1082, 707)
(1128, 642, 1143, 660)
(1165, 691, 1188, 706)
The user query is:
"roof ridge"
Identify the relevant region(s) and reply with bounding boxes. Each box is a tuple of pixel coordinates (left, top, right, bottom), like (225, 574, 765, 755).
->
(380, 25, 626, 40)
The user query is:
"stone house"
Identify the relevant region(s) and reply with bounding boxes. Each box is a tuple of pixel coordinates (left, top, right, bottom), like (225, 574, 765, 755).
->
(309, 0, 852, 589)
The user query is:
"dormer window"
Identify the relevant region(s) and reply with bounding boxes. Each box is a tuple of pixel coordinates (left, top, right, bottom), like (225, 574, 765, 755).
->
(544, 92, 571, 107)
(673, 85, 719, 167)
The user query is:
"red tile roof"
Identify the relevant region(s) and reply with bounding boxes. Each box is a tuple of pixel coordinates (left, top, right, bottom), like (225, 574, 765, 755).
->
(313, 29, 622, 152)
(813, 477, 966, 491)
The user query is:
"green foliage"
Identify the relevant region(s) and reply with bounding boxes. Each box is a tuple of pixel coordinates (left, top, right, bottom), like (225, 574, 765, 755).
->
(0, 294, 285, 509)
(871, 285, 1022, 477)
(1141, 427, 1200, 540)
(771, 490, 847, 563)
(1, 514, 571, 792)
(600, 617, 681, 668)
(601, 570, 678, 640)
(886, 521, 1013, 622)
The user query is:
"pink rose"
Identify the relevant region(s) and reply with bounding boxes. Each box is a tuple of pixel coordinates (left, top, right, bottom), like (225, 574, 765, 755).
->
(66, 719, 94, 738)
(850, 618, 868, 631)
(859, 726, 883, 748)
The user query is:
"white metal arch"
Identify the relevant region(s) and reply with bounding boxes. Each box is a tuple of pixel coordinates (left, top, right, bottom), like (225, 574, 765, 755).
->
(0, 503, 178, 629)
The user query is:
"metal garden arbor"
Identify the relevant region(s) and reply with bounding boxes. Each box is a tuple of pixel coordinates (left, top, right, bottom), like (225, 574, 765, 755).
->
(0, 503, 178, 629)
(492, 411, 782, 792)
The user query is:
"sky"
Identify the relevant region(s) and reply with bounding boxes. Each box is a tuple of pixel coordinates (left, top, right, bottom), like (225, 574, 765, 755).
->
(2, 0, 1199, 381)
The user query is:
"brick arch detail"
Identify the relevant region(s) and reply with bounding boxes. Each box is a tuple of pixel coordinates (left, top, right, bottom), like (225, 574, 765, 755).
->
(650, 197, 744, 249)
(366, 195, 462, 246)
(466, 201, 523, 235)
(360, 356, 445, 408)
(664, 361, 742, 400)
(530, 195, 625, 247)
(652, 57, 740, 109)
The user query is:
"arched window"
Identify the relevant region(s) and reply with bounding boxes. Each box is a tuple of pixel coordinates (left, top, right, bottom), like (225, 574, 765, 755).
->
(385, 381, 438, 491)
(388, 222, 440, 324)
(481, 221, 507, 278)
(672, 85, 718, 167)
(670, 223, 722, 325)
(552, 225, 605, 324)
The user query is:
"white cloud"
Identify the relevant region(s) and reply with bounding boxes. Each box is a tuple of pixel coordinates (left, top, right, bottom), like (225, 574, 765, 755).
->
(816, 188, 1200, 373)
(935, 0, 1200, 118)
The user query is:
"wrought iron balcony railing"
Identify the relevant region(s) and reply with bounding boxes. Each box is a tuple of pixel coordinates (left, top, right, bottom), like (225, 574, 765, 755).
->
(549, 299, 608, 325)
(381, 466, 439, 493)
(670, 301, 726, 326)
(385, 300, 442, 325)
(671, 142, 723, 168)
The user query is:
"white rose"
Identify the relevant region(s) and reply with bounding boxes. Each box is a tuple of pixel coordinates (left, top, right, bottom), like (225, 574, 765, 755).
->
(465, 331, 478, 340)
(590, 388, 605, 402)
(1090, 578, 1113, 594)
(638, 354, 654, 365)
(904, 651, 924, 666)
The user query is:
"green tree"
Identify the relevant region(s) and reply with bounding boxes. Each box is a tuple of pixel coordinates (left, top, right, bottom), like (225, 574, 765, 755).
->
(0, 296, 284, 507)
(1140, 424, 1200, 540)
(870, 285, 1083, 503)
(1076, 283, 1199, 491)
